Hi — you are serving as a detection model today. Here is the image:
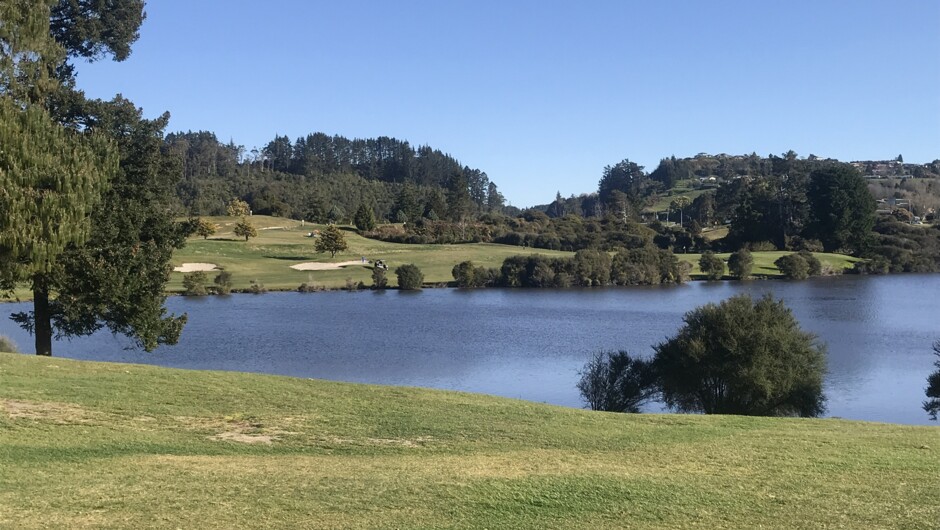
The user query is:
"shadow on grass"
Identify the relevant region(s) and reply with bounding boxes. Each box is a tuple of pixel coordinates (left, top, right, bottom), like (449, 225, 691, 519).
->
(263, 256, 312, 261)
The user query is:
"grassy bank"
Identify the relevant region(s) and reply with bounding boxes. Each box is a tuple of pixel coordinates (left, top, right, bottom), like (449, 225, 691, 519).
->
(0, 352, 937, 529)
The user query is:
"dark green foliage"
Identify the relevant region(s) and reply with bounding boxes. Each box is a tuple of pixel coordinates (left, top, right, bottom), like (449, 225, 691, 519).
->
(598, 159, 656, 214)
(577, 351, 659, 413)
(851, 256, 890, 275)
(864, 218, 940, 273)
(50, 0, 145, 61)
(371, 266, 388, 289)
(247, 280, 266, 294)
(728, 249, 753, 279)
(50, 98, 190, 352)
(395, 264, 424, 290)
(775, 254, 810, 280)
(925, 340, 940, 421)
(797, 250, 822, 276)
(610, 247, 687, 285)
(213, 271, 232, 295)
(182, 271, 208, 296)
(807, 165, 876, 253)
(574, 249, 611, 286)
(653, 294, 827, 417)
(452, 261, 498, 288)
(315, 225, 348, 257)
(698, 251, 725, 280)
(353, 204, 377, 231)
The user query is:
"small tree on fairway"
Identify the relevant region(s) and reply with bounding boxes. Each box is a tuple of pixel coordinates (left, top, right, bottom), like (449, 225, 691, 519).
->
(226, 198, 250, 217)
(577, 350, 659, 412)
(728, 249, 754, 279)
(195, 218, 218, 239)
(354, 204, 377, 232)
(396, 264, 424, 290)
(653, 293, 827, 417)
(699, 251, 725, 280)
(315, 224, 348, 258)
(924, 340, 940, 421)
(233, 217, 257, 241)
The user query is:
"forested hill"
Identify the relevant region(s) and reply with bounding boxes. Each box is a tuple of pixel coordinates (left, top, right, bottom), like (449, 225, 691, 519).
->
(167, 131, 505, 222)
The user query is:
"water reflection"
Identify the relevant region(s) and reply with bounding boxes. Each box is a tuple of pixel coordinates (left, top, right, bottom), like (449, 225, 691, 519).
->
(1, 274, 937, 425)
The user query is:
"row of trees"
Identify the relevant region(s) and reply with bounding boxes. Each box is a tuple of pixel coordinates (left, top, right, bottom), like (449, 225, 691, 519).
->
(451, 247, 690, 289)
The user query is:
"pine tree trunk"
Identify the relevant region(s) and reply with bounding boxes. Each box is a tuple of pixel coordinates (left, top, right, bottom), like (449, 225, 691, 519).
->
(33, 277, 53, 356)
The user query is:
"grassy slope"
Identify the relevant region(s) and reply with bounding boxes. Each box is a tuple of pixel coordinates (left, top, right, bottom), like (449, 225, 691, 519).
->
(170, 216, 571, 291)
(171, 216, 861, 291)
(1, 353, 937, 529)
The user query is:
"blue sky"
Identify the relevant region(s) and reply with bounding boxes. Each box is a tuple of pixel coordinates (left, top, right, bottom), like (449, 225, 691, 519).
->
(73, 0, 940, 207)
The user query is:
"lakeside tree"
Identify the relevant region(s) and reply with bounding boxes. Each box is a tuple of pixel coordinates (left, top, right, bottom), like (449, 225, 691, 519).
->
(233, 217, 257, 241)
(653, 294, 827, 417)
(698, 251, 725, 280)
(371, 266, 387, 289)
(925, 340, 940, 421)
(1, 2, 189, 356)
(315, 224, 348, 257)
(195, 218, 218, 239)
(728, 249, 754, 279)
(775, 253, 810, 280)
(577, 350, 658, 413)
(395, 264, 424, 290)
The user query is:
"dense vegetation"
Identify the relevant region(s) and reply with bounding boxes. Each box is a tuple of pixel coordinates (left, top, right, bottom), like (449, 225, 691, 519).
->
(578, 295, 827, 418)
(1, 0, 187, 356)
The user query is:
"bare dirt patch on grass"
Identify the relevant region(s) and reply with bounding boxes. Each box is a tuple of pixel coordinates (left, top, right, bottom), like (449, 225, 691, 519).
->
(289, 260, 366, 271)
(1, 399, 98, 424)
(173, 263, 219, 272)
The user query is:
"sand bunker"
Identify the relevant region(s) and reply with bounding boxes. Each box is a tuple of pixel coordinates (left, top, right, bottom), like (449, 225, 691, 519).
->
(173, 263, 219, 273)
(290, 260, 365, 271)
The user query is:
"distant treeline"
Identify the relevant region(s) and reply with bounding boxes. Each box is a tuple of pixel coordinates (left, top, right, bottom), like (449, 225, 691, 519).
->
(166, 131, 505, 222)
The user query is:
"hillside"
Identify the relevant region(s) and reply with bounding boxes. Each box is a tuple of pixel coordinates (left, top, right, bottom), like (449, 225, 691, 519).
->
(1, 353, 937, 529)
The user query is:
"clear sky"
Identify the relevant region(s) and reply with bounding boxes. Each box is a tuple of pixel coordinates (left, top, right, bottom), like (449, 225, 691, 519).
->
(72, 0, 940, 207)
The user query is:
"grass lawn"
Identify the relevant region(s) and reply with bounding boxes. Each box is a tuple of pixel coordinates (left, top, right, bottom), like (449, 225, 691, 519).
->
(0, 353, 937, 529)
(678, 251, 861, 279)
(169, 216, 572, 291)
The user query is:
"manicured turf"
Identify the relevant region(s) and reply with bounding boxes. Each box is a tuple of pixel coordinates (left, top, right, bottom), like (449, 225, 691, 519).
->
(679, 251, 862, 279)
(169, 216, 571, 291)
(171, 216, 861, 291)
(0, 353, 937, 529)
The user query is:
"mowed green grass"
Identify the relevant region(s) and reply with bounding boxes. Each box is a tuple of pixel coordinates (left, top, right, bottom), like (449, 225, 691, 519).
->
(678, 251, 862, 279)
(172, 216, 861, 291)
(0, 353, 937, 529)
(169, 216, 571, 291)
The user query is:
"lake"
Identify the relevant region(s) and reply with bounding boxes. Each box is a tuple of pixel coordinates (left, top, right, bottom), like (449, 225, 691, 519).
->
(2, 274, 938, 425)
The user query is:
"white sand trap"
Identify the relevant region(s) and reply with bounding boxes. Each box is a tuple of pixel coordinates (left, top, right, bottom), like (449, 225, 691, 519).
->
(173, 263, 219, 273)
(290, 260, 366, 271)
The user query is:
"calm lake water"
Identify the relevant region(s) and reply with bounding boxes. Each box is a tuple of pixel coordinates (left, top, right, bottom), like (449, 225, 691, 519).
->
(2, 275, 938, 425)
